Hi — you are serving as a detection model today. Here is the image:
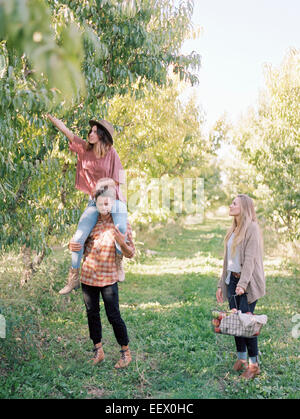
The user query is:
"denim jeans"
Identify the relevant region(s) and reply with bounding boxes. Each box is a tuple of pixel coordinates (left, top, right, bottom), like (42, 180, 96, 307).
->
(227, 273, 258, 358)
(71, 199, 127, 269)
(81, 282, 129, 346)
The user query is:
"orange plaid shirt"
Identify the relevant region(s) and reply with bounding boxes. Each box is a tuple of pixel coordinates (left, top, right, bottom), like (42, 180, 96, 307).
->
(80, 215, 135, 287)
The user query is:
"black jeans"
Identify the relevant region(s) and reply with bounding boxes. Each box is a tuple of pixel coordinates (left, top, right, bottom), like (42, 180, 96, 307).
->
(227, 273, 258, 358)
(81, 282, 129, 346)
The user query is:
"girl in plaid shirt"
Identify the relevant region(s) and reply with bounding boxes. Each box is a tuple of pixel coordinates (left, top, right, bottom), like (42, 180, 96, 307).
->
(69, 187, 135, 368)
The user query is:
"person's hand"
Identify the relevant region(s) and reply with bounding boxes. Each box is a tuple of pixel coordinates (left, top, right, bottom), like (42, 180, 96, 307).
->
(113, 225, 126, 246)
(216, 288, 223, 303)
(235, 286, 245, 296)
(46, 113, 54, 121)
(69, 241, 82, 252)
(95, 178, 116, 190)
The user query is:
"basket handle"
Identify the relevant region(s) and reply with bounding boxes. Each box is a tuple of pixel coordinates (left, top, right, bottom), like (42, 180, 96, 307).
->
(230, 294, 238, 309)
(230, 293, 250, 312)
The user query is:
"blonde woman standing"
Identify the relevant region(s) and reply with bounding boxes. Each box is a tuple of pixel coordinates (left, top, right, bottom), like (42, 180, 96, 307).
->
(216, 194, 266, 379)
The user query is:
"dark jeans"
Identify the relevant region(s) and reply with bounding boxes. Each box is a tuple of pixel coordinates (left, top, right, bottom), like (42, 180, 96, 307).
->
(227, 273, 258, 358)
(81, 282, 129, 346)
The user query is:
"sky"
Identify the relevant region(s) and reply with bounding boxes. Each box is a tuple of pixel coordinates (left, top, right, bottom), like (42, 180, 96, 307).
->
(181, 0, 300, 131)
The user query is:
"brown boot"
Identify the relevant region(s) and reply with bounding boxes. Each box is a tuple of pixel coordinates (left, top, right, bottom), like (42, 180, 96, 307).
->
(233, 359, 248, 372)
(114, 348, 132, 369)
(59, 267, 80, 295)
(115, 253, 125, 282)
(91, 343, 105, 365)
(241, 363, 260, 379)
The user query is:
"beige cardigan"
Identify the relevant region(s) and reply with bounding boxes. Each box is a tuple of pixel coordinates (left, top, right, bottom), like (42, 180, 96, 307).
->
(218, 222, 266, 304)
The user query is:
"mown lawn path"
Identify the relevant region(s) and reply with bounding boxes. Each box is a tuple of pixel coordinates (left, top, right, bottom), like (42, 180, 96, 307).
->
(0, 217, 299, 398)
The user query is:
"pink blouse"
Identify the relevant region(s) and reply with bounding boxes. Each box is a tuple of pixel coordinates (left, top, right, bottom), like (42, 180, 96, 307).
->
(69, 135, 125, 202)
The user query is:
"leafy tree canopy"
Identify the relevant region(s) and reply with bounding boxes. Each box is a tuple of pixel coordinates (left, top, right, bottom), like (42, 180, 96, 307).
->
(0, 0, 201, 252)
(234, 49, 300, 241)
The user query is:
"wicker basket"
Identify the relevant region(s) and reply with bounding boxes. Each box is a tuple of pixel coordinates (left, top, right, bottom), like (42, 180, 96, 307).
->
(211, 309, 263, 338)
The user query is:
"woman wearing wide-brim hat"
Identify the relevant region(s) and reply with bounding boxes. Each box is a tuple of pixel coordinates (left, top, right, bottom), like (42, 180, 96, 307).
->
(47, 115, 127, 294)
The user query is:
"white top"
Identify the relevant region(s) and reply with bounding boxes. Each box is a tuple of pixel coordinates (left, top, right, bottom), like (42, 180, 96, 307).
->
(225, 232, 241, 285)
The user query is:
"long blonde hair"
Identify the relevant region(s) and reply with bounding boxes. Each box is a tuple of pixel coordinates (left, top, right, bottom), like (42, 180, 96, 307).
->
(224, 194, 260, 255)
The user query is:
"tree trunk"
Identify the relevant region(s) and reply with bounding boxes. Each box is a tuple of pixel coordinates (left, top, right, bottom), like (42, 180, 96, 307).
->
(60, 162, 70, 207)
(21, 245, 46, 286)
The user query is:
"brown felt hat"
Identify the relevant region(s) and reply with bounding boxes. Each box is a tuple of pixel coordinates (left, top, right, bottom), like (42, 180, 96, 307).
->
(89, 119, 114, 144)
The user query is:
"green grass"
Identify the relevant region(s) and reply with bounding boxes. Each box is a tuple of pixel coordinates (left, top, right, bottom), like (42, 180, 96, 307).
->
(0, 216, 299, 399)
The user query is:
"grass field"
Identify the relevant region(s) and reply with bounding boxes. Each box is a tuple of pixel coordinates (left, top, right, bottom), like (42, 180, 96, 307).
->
(0, 216, 299, 399)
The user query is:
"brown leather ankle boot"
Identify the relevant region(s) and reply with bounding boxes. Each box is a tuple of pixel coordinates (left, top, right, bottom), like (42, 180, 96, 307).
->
(241, 363, 260, 379)
(91, 343, 105, 365)
(114, 348, 132, 368)
(233, 359, 248, 371)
